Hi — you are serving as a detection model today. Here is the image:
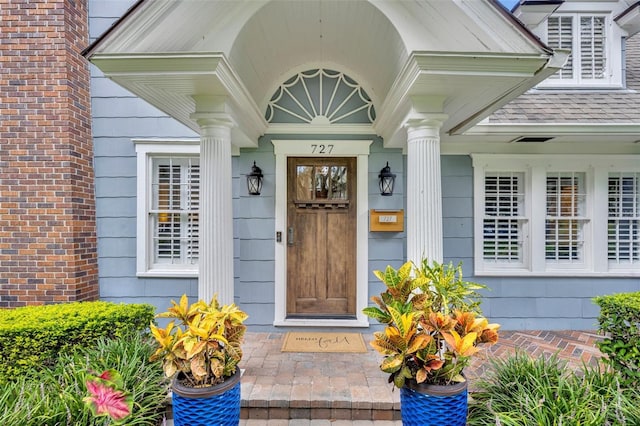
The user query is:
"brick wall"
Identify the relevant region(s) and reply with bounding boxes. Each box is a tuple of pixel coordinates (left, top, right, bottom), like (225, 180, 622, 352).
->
(0, 0, 98, 306)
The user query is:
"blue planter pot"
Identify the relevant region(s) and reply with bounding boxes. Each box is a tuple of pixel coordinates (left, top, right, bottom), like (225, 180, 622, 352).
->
(172, 370, 241, 426)
(400, 378, 468, 426)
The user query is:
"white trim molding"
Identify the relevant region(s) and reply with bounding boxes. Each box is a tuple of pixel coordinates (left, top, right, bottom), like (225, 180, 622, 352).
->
(272, 139, 372, 327)
(133, 139, 200, 278)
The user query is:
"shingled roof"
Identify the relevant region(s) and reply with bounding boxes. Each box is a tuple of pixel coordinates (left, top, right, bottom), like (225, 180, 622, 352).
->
(489, 34, 640, 123)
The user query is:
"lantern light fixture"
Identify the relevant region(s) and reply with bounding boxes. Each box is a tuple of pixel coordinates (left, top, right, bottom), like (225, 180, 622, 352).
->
(378, 162, 396, 196)
(246, 161, 263, 196)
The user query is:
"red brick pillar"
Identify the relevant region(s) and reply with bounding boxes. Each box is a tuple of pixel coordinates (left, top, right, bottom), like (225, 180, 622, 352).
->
(0, 0, 98, 306)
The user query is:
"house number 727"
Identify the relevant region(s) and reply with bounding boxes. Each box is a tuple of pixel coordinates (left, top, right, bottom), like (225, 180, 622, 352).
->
(310, 144, 334, 154)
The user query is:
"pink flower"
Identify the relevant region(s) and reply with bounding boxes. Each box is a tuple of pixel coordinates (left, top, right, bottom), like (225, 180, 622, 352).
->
(83, 369, 133, 422)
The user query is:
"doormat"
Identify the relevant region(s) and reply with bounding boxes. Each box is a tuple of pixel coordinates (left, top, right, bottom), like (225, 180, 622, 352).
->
(281, 332, 368, 353)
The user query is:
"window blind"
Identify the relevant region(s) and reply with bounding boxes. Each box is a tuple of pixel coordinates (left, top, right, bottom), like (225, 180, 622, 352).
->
(608, 173, 640, 264)
(580, 16, 606, 79)
(483, 173, 524, 262)
(545, 173, 586, 262)
(151, 158, 200, 265)
(548, 16, 574, 79)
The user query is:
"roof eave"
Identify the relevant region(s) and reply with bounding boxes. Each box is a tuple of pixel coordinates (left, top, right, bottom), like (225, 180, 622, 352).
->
(82, 0, 147, 58)
(615, 1, 640, 37)
(89, 52, 267, 147)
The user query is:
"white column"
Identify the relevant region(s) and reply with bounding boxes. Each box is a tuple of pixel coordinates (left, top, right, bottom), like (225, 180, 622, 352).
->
(406, 117, 446, 265)
(195, 116, 234, 304)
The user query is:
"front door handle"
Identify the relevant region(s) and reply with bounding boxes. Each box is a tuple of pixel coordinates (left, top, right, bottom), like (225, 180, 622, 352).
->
(287, 227, 294, 246)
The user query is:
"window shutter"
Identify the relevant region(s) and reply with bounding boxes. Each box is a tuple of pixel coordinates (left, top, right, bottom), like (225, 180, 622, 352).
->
(580, 16, 606, 79)
(483, 173, 524, 263)
(548, 16, 574, 79)
(608, 173, 640, 264)
(545, 173, 586, 263)
(186, 163, 200, 263)
(155, 163, 181, 263)
(151, 158, 200, 266)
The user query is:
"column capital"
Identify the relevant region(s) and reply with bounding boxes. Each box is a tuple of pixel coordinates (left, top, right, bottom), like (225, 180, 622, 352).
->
(190, 112, 235, 137)
(404, 113, 448, 139)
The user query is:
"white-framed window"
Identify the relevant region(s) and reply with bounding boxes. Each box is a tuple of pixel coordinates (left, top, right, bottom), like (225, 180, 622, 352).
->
(134, 140, 200, 277)
(473, 155, 640, 276)
(541, 13, 620, 87)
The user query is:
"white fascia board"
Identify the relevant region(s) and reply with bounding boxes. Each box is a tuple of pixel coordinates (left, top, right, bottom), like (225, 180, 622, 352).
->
(87, 0, 175, 55)
(555, 1, 623, 14)
(466, 122, 640, 136)
(442, 141, 640, 156)
(409, 51, 552, 76)
(513, 1, 563, 27)
(89, 52, 225, 74)
(616, 3, 640, 36)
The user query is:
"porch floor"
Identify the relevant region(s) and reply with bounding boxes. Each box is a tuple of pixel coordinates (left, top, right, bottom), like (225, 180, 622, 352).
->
(238, 330, 603, 423)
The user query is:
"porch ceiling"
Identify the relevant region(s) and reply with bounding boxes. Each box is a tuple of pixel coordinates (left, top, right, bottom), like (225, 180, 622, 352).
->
(85, 0, 564, 148)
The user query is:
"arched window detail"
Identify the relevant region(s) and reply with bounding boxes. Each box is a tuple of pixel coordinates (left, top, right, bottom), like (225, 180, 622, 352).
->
(265, 69, 375, 124)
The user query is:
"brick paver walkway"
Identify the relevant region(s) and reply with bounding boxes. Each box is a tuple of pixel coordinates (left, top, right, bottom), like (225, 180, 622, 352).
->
(467, 330, 603, 381)
(238, 330, 604, 421)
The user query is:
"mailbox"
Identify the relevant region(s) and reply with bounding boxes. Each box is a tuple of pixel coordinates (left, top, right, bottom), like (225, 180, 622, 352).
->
(370, 209, 404, 232)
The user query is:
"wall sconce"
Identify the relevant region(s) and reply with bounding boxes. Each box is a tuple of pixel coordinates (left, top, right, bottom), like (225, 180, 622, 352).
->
(378, 162, 396, 196)
(246, 161, 263, 195)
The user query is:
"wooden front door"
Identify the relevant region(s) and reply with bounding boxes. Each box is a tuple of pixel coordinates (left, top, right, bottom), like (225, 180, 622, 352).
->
(287, 157, 357, 318)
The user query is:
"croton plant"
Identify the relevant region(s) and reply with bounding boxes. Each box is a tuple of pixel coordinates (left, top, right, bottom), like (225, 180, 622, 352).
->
(363, 259, 499, 388)
(150, 294, 248, 387)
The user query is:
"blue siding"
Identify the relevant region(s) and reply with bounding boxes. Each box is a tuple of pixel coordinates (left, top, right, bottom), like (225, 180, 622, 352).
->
(234, 140, 276, 328)
(368, 139, 405, 313)
(98, 237, 136, 258)
(93, 137, 142, 157)
(97, 218, 136, 237)
(95, 197, 136, 217)
(88, 0, 133, 38)
(442, 155, 474, 273)
(92, 97, 168, 118)
(90, 1, 198, 312)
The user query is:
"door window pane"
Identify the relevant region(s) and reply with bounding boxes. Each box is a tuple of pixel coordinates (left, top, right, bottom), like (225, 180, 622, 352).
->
(296, 164, 348, 200)
(296, 166, 314, 199)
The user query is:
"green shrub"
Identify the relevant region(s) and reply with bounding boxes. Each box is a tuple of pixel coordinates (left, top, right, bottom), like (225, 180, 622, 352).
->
(468, 350, 640, 425)
(0, 331, 168, 425)
(594, 291, 640, 387)
(0, 301, 155, 383)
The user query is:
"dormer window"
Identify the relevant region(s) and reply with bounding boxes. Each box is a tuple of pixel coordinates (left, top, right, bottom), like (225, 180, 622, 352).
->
(546, 14, 608, 85)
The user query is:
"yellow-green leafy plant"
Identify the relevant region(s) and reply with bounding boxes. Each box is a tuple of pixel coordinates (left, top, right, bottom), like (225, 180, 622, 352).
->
(363, 259, 500, 388)
(150, 294, 248, 387)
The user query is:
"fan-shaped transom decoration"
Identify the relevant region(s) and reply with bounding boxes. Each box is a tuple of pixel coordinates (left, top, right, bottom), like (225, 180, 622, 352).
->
(266, 69, 375, 125)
